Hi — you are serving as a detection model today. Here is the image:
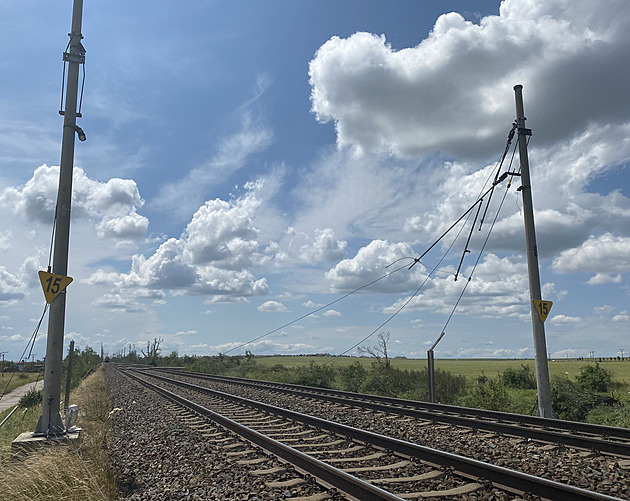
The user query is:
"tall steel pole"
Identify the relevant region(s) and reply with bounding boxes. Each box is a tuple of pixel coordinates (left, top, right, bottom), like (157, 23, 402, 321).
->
(513, 85, 555, 418)
(34, 0, 85, 436)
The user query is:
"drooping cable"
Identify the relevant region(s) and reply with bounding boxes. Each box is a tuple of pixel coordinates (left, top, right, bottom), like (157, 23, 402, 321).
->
(223, 261, 413, 355)
(436, 139, 519, 340)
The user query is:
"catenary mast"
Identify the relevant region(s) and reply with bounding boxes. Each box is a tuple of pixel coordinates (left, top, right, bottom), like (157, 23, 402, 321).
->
(513, 85, 555, 418)
(34, 0, 85, 436)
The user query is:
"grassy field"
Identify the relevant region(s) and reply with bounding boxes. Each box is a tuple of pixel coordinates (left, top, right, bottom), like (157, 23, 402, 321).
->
(0, 373, 42, 396)
(252, 356, 630, 386)
(0, 366, 118, 501)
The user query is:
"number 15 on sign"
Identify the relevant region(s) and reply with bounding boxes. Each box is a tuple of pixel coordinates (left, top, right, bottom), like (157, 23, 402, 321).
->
(532, 299, 553, 323)
(38, 271, 73, 304)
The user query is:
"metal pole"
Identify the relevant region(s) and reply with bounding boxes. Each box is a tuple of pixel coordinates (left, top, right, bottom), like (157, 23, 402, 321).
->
(427, 331, 445, 403)
(35, 0, 85, 436)
(427, 350, 435, 403)
(513, 85, 556, 418)
(0, 352, 7, 378)
(64, 340, 75, 412)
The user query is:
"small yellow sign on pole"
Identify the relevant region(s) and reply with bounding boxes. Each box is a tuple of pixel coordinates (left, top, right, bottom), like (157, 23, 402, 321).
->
(532, 299, 553, 323)
(38, 271, 73, 304)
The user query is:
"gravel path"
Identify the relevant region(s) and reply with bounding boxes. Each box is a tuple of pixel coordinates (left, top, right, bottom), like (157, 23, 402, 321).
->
(0, 379, 43, 413)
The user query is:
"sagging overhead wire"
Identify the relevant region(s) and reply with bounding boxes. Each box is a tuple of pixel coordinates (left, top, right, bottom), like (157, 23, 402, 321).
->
(223, 261, 414, 355)
(225, 122, 520, 359)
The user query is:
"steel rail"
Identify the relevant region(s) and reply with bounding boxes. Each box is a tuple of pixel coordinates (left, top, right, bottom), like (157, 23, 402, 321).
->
(120, 368, 404, 501)
(131, 368, 623, 501)
(152, 368, 630, 457)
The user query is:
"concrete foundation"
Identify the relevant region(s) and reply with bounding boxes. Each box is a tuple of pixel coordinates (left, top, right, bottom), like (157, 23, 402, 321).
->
(11, 430, 81, 456)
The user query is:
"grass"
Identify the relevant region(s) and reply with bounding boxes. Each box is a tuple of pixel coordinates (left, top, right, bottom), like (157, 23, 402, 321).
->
(252, 356, 630, 386)
(0, 372, 42, 396)
(0, 366, 119, 501)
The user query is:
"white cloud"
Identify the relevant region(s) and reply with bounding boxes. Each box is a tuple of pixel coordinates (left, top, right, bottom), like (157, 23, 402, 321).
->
(88, 187, 270, 302)
(309, 0, 630, 160)
(587, 273, 622, 285)
(323, 309, 341, 317)
(552, 234, 630, 274)
(383, 254, 530, 318)
(612, 312, 630, 323)
(302, 300, 324, 308)
(258, 300, 289, 313)
(326, 240, 429, 293)
(0, 266, 26, 303)
(550, 315, 582, 324)
(0, 165, 148, 242)
(297, 228, 347, 264)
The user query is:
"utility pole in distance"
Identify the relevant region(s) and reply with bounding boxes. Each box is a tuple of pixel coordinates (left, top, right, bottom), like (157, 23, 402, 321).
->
(514, 85, 556, 418)
(34, 0, 85, 436)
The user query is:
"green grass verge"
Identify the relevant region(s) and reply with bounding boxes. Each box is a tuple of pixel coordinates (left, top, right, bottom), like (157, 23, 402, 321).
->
(0, 373, 42, 396)
(0, 366, 119, 500)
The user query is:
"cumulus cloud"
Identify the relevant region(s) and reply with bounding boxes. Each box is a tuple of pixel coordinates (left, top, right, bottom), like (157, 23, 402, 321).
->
(0, 165, 148, 242)
(383, 254, 531, 318)
(297, 228, 347, 263)
(550, 315, 582, 324)
(587, 273, 622, 285)
(0, 266, 25, 303)
(88, 187, 270, 303)
(258, 300, 289, 313)
(323, 309, 341, 317)
(552, 234, 630, 274)
(309, 0, 630, 160)
(326, 240, 429, 293)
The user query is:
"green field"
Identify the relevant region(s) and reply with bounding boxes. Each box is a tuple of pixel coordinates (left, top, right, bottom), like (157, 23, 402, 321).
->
(0, 372, 41, 396)
(252, 356, 630, 386)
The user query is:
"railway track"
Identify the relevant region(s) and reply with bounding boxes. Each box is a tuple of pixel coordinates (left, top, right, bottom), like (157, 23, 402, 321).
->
(151, 368, 630, 458)
(117, 366, 626, 500)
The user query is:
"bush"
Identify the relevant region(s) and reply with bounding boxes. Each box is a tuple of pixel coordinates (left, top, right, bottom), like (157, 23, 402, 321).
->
(339, 361, 367, 393)
(501, 364, 537, 389)
(576, 363, 612, 393)
(18, 389, 42, 408)
(292, 362, 336, 388)
(551, 375, 597, 421)
(433, 368, 468, 404)
(459, 377, 513, 412)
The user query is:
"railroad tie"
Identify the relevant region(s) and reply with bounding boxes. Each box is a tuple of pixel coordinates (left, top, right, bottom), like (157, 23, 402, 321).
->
(265, 477, 305, 488)
(398, 482, 484, 499)
(325, 451, 385, 464)
(250, 466, 286, 475)
(291, 439, 345, 449)
(369, 470, 444, 485)
(342, 459, 410, 473)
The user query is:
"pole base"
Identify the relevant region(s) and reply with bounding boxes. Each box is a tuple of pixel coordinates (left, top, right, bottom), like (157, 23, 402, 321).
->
(536, 407, 558, 419)
(11, 429, 80, 457)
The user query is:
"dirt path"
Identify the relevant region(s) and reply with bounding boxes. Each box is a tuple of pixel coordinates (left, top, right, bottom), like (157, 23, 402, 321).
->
(0, 380, 43, 413)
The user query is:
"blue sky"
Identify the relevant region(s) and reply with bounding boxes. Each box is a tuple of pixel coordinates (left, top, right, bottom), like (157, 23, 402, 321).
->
(1, 0, 629, 362)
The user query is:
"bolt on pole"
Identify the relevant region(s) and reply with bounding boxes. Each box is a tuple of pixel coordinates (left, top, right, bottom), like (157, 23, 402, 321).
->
(513, 85, 556, 419)
(34, 0, 85, 436)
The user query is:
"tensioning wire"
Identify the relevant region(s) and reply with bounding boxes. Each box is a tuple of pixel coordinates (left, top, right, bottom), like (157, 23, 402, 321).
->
(223, 261, 413, 355)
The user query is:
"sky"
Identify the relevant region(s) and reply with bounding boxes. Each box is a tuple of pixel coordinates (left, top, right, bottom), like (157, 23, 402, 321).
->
(1, 0, 629, 362)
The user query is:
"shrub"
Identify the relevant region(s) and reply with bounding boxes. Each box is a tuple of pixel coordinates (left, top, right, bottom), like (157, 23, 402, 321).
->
(459, 377, 513, 412)
(576, 363, 612, 393)
(292, 362, 336, 389)
(18, 389, 42, 408)
(501, 364, 537, 389)
(433, 368, 468, 404)
(339, 361, 367, 393)
(550, 375, 597, 421)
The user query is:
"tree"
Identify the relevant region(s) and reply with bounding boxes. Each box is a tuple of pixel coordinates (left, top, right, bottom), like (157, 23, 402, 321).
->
(141, 337, 163, 365)
(359, 332, 391, 370)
